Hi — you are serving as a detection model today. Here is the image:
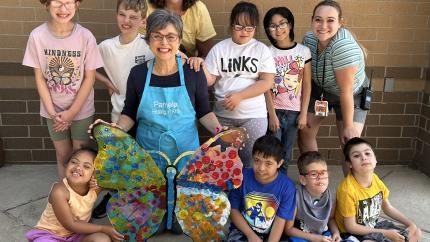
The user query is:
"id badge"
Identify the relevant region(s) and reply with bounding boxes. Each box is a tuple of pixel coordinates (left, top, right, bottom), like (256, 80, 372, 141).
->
(315, 100, 329, 117)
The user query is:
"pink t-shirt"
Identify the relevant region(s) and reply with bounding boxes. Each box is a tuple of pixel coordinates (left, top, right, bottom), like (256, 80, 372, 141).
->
(269, 43, 311, 111)
(23, 23, 103, 120)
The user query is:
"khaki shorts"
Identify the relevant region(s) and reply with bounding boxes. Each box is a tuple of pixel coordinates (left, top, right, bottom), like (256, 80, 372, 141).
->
(46, 116, 93, 141)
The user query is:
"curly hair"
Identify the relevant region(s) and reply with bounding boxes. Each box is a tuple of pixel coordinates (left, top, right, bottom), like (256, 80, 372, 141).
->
(148, 0, 198, 11)
(39, 0, 83, 5)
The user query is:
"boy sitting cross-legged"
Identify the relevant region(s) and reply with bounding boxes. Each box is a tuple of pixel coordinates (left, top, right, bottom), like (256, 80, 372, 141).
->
(227, 135, 296, 242)
(285, 151, 341, 242)
(336, 137, 422, 242)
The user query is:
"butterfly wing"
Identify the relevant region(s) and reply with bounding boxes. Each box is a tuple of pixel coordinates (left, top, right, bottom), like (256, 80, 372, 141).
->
(107, 187, 166, 241)
(92, 123, 167, 240)
(175, 182, 229, 242)
(179, 128, 245, 190)
(174, 128, 246, 241)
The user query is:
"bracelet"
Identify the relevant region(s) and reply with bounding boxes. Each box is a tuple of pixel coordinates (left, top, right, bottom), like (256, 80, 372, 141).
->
(214, 125, 223, 135)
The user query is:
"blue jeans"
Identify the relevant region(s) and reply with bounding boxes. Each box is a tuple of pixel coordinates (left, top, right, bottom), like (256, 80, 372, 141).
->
(270, 110, 299, 175)
(289, 231, 332, 242)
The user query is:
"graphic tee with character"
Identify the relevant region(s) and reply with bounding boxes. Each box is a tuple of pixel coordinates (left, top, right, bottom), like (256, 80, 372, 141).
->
(23, 23, 103, 120)
(335, 173, 389, 233)
(269, 43, 311, 112)
(229, 168, 296, 235)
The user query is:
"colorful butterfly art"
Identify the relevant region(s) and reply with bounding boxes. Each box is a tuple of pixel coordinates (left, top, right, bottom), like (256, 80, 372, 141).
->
(92, 123, 245, 241)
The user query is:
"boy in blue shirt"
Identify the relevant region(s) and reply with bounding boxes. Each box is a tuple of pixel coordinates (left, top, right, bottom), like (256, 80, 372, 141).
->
(228, 135, 296, 242)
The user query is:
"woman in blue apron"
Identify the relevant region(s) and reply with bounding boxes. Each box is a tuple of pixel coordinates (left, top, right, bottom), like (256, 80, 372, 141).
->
(116, 9, 223, 172)
(89, 9, 230, 231)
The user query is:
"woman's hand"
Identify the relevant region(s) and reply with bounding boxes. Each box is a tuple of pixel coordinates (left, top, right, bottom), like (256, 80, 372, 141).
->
(341, 126, 360, 145)
(219, 127, 246, 147)
(187, 57, 205, 72)
(297, 112, 307, 130)
(223, 93, 242, 111)
(87, 119, 116, 139)
(268, 113, 280, 133)
(101, 225, 124, 241)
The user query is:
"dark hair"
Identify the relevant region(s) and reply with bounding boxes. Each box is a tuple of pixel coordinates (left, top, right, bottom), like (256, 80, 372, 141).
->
(343, 137, 374, 162)
(65, 147, 97, 165)
(230, 1, 259, 27)
(148, 0, 197, 11)
(145, 9, 183, 43)
(312, 0, 342, 20)
(40, 0, 82, 5)
(252, 135, 284, 163)
(117, 0, 148, 18)
(297, 151, 326, 175)
(263, 7, 295, 46)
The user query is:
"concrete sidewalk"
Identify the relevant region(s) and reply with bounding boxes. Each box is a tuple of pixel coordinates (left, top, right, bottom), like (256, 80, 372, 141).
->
(0, 164, 429, 242)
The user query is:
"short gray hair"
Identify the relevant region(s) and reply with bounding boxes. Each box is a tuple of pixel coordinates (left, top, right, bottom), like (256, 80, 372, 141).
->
(145, 9, 183, 42)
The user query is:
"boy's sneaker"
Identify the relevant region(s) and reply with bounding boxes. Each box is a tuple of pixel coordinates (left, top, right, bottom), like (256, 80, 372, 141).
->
(92, 193, 111, 219)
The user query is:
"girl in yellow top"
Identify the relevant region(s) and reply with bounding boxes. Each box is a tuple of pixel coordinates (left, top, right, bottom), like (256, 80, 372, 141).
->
(26, 148, 123, 242)
(336, 138, 422, 242)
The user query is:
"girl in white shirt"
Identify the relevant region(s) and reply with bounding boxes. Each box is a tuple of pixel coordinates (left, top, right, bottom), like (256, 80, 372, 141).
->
(203, 1, 276, 167)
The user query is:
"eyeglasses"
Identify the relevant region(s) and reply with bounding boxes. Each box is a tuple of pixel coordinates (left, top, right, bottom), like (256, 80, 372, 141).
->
(232, 24, 256, 32)
(267, 21, 289, 32)
(50, 0, 77, 10)
(150, 33, 179, 43)
(300, 170, 328, 179)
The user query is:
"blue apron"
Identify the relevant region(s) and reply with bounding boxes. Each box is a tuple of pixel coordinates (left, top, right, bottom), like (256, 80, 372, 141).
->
(136, 54, 199, 174)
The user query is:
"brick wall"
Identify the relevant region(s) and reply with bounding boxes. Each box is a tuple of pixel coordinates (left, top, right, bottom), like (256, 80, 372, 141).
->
(0, 0, 429, 170)
(1, 0, 429, 67)
(290, 91, 422, 165)
(0, 87, 424, 165)
(414, 63, 430, 176)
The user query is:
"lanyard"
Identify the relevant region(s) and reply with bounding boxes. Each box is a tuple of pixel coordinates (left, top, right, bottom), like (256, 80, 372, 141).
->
(316, 52, 326, 100)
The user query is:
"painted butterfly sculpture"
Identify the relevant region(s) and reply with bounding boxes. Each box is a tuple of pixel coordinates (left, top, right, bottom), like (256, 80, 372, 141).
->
(92, 123, 245, 241)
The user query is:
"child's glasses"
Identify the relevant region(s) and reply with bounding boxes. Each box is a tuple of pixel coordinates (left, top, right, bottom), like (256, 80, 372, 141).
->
(232, 24, 256, 32)
(300, 170, 328, 179)
(267, 21, 289, 32)
(50, 0, 77, 10)
(150, 33, 179, 43)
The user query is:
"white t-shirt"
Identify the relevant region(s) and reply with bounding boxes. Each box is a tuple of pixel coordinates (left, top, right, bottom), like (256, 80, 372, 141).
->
(205, 38, 276, 119)
(269, 43, 311, 111)
(98, 34, 154, 122)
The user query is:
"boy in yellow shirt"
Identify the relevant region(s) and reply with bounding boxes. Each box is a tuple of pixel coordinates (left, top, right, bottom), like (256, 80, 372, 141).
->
(335, 137, 422, 242)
